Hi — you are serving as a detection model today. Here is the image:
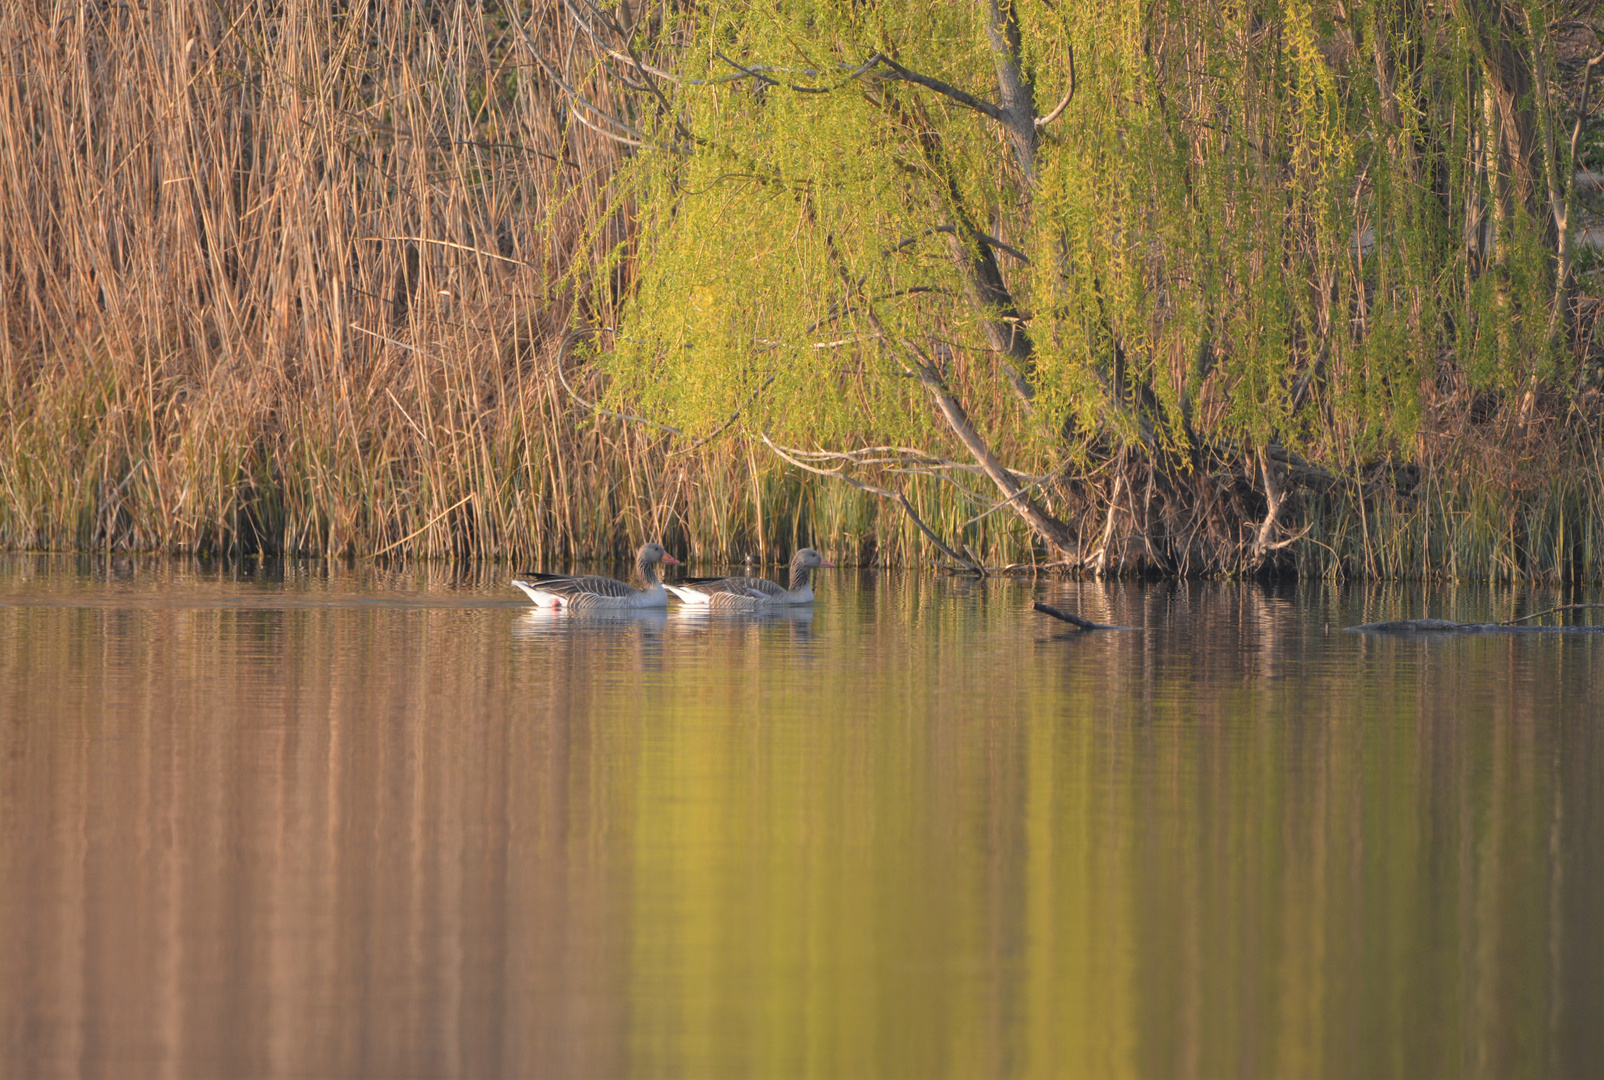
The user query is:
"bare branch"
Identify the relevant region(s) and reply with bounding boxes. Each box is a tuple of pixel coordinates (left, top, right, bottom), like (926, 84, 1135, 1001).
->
(564, 0, 877, 97)
(775, 445, 1029, 479)
(557, 0, 657, 91)
(580, 0, 696, 143)
(779, 445, 947, 464)
(754, 335, 865, 350)
(1087, 474, 1124, 577)
(1263, 524, 1313, 552)
(514, 7, 677, 150)
(1251, 448, 1313, 556)
(667, 375, 776, 457)
(1034, 45, 1076, 129)
(821, 232, 1076, 555)
(555, 329, 684, 434)
(869, 54, 1008, 124)
(1033, 603, 1096, 629)
(360, 235, 529, 268)
(593, 52, 653, 93)
(761, 435, 982, 572)
(350, 324, 446, 365)
(561, 0, 630, 61)
(1554, 50, 1604, 330)
(805, 286, 960, 334)
(569, 107, 646, 148)
(1252, 447, 1284, 558)
(604, 49, 685, 85)
(703, 53, 888, 93)
(717, 50, 839, 94)
(1502, 602, 1604, 625)
(960, 461, 1066, 527)
(715, 50, 782, 87)
(823, 55, 893, 91)
(526, 50, 649, 142)
(887, 225, 1030, 264)
(1568, 54, 1604, 167)
(589, 51, 884, 91)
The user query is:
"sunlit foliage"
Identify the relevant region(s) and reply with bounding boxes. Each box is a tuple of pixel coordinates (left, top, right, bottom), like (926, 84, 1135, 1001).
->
(608, 0, 1567, 468)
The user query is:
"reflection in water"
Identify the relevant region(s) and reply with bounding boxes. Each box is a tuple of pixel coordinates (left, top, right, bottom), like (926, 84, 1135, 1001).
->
(669, 603, 816, 625)
(0, 557, 1601, 1079)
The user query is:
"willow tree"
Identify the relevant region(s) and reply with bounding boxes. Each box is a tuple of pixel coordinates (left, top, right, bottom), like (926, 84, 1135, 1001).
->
(548, 0, 1589, 573)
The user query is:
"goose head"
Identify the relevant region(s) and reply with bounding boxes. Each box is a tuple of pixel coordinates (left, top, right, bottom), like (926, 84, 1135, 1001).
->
(638, 541, 680, 566)
(788, 547, 835, 589)
(635, 541, 680, 584)
(792, 548, 835, 570)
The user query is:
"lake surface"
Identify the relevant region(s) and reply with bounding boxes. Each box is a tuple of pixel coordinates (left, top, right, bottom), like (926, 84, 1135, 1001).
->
(2, 556, 1601, 1080)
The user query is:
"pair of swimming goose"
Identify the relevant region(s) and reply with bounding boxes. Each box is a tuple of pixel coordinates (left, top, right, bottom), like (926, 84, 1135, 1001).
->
(511, 544, 834, 611)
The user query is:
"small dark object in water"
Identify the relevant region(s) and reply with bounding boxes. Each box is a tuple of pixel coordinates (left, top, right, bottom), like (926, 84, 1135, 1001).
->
(1034, 602, 1102, 630)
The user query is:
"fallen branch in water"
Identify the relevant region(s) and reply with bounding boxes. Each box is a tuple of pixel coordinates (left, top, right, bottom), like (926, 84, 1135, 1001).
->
(1033, 602, 1133, 631)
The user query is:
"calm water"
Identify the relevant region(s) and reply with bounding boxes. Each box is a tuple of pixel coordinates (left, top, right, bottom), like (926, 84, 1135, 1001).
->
(1, 556, 1601, 1080)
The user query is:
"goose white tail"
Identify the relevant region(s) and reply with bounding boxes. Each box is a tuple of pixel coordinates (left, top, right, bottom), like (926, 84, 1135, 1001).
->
(664, 585, 713, 605)
(511, 580, 563, 607)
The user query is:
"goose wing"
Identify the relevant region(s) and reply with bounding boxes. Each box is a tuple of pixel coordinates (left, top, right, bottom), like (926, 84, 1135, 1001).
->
(518, 571, 639, 598)
(711, 583, 781, 608)
(679, 575, 787, 600)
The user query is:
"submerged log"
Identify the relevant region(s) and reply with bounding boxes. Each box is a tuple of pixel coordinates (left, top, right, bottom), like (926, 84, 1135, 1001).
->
(1347, 618, 1604, 635)
(1350, 603, 1604, 633)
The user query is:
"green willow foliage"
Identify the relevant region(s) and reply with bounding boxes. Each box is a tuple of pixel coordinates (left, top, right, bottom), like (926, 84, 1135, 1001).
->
(605, 0, 1567, 471)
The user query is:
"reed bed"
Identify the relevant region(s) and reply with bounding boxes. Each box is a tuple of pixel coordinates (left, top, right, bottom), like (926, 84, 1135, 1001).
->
(0, 0, 1042, 570)
(0, 0, 615, 563)
(2, 0, 1603, 580)
(1294, 404, 1604, 584)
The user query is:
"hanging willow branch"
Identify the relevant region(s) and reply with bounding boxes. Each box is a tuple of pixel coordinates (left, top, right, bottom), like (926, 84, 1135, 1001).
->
(554, 328, 683, 433)
(760, 435, 983, 573)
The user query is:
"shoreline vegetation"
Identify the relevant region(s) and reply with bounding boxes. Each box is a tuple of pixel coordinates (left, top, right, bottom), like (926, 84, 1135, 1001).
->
(4, 0, 1604, 580)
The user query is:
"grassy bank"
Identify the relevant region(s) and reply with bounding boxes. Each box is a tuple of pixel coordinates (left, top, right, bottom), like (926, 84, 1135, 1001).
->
(3, 0, 1604, 580)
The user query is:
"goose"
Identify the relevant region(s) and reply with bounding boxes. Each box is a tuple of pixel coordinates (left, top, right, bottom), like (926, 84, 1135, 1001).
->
(512, 542, 680, 610)
(666, 548, 835, 609)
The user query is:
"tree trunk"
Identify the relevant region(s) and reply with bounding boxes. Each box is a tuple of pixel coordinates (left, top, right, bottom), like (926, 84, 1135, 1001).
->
(917, 369, 1078, 556)
(983, 0, 1039, 180)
